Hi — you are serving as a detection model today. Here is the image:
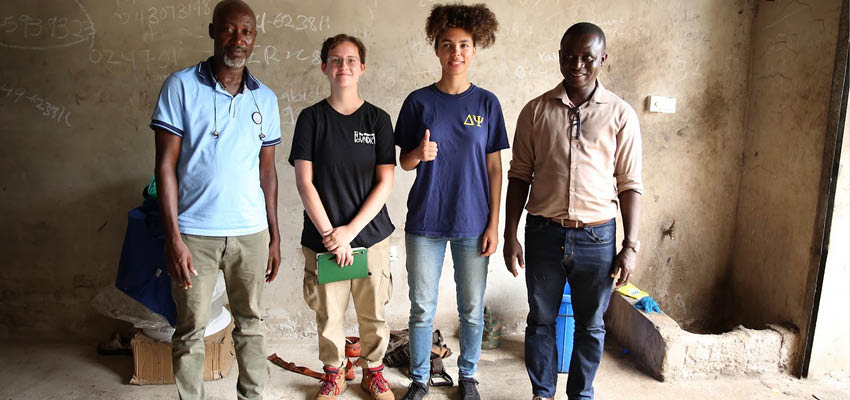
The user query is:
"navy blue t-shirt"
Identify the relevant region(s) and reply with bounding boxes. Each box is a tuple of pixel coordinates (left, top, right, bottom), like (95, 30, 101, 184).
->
(395, 84, 509, 238)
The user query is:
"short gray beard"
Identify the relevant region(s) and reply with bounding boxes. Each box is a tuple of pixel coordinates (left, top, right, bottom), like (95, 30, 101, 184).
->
(223, 55, 246, 68)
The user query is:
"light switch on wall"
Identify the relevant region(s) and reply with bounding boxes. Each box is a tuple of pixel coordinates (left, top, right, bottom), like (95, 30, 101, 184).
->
(647, 96, 677, 113)
(389, 245, 399, 262)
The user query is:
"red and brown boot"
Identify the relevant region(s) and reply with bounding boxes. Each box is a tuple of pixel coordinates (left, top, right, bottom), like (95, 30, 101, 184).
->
(361, 364, 395, 400)
(315, 365, 347, 400)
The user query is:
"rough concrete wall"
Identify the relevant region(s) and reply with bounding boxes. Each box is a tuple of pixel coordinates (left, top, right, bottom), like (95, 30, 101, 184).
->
(0, 0, 754, 339)
(730, 0, 843, 334)
(619, 1, 754, 332)
(809, 113, 850, 379)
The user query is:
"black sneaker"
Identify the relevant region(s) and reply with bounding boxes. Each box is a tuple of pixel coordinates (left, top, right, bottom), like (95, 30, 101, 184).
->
(401, 381, 429, 400)
(458, 377, 480, 400)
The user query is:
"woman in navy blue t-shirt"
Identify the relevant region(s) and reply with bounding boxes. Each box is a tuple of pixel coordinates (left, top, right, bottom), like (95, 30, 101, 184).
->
(395, 4, 509, 399)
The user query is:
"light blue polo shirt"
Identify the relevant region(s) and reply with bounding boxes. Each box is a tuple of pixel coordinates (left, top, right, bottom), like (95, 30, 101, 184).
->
(150, 58, 281, 237)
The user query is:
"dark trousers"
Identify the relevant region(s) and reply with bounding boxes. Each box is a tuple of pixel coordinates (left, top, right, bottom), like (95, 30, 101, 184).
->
(524, 215, 615, 399)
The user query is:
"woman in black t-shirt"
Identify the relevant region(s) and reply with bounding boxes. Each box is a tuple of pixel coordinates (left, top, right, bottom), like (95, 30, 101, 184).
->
(288, 34, 396, 400)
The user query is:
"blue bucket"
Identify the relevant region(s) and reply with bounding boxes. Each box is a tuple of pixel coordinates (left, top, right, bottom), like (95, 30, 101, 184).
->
(555, 284, 574, 373)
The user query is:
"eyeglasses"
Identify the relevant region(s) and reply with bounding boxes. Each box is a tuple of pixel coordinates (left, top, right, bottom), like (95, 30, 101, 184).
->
(326, 56, 361, 68)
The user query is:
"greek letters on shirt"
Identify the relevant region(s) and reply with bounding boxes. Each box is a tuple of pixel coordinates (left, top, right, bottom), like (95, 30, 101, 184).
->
(394, 84, 509, 237)
(353, 130, 376, 144)
(463, 113, 485, 127)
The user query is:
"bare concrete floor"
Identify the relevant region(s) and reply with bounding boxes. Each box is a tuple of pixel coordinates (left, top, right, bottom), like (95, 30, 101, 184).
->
(0, 334, 846, 400)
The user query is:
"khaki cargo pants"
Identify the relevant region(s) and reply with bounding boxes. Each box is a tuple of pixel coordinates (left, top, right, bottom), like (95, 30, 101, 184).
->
(302, 237, 392, 368)
(172, 229, 269, 400)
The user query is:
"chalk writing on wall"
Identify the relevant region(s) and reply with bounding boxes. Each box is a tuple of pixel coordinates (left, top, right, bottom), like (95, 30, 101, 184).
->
(255, 13, 330, 33)
(86, 45, 320, 75)
(248, 44, 321, 66)
(112, 0, 212, 27)
(0, 0, 95, 50)
(538, 51, 559, 64)
(88, 47, 180, 73)
(278, 86, 323, 125)
(514, 64, 555, 79)
(0, 83, 72, 127)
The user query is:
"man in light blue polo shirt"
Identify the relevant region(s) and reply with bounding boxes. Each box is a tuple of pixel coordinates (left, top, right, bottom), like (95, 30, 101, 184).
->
(151, 1, 281, 399)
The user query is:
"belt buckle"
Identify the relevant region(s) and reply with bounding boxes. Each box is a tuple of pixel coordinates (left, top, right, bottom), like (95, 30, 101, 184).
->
(559, 219, 581, 229)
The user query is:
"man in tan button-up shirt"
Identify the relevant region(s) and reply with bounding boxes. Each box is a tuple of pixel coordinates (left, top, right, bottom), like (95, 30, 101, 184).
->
(503, 22, 642, 400)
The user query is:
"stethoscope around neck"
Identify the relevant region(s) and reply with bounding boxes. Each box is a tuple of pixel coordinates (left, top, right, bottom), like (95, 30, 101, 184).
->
(211, 78, 264, 140)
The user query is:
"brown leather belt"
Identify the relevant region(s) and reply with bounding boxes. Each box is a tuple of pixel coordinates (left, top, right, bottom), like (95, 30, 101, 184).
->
(547, 217, 611, 228)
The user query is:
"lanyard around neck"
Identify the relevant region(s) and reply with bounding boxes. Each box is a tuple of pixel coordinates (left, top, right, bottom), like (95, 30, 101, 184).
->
(211, 79, 264, 140)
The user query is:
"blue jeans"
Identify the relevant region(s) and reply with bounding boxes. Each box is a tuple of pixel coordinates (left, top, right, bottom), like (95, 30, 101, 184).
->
(406, 233, 489, 383)
(524, 215, 615, 400)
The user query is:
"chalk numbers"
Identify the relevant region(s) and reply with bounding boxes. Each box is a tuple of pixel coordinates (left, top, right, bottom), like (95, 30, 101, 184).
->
(0, 83, 72, 127)
(89, 47, 178, 72)
(113, 0, 211, 26)
(256, 13, 330, 33)
(0, 14, 94, 40)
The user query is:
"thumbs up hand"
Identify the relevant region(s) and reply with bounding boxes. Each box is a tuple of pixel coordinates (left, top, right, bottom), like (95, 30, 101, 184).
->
(415, 129, 438, 162)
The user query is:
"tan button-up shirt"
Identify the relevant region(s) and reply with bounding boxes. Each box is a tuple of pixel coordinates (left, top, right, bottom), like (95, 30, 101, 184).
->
(508, 81, 643, 222)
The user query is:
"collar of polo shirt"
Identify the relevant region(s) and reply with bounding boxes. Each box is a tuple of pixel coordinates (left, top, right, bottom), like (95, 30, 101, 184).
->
(196, 57, 261, 93)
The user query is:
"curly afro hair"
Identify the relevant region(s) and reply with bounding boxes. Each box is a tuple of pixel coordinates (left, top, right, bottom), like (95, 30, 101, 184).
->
(425, 3, 498, 49)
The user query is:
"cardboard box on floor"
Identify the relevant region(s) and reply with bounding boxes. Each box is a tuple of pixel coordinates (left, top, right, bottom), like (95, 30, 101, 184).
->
(129, 320, 235, 385)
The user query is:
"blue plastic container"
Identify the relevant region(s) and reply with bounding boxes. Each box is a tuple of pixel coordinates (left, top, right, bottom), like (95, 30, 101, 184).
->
(115, 206, 176, 326)
(555, 285, 574, 373)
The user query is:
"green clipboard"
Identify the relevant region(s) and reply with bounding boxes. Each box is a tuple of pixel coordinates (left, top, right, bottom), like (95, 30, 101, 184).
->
(316, 247, 370, 284)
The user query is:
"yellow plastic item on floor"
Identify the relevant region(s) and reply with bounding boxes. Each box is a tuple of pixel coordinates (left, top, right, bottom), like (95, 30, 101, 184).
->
(616, 282, 649, 299)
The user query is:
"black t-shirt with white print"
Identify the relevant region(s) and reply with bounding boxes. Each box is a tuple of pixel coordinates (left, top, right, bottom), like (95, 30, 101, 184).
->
(288, 99, 396, 253)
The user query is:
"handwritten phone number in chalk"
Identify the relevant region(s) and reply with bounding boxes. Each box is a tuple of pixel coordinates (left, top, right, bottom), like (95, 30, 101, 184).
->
(0, 83, 72, 128)
(89, 47, 178, 72)
(0, 15, 94, 40)
(113, 0, 212, 26)
(256, 13, 330, 33)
